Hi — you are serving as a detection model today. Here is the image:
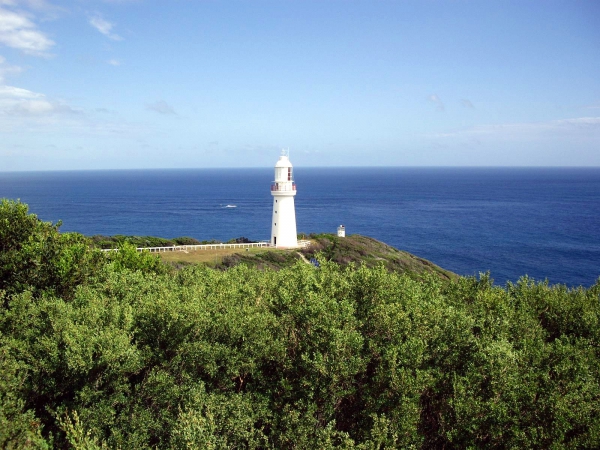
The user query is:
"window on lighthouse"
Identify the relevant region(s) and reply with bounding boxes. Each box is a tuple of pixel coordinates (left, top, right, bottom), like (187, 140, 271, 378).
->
(288, 168, 292, 181)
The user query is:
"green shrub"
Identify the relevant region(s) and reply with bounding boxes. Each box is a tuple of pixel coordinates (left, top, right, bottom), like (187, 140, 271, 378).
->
(1, 200, 599, 448)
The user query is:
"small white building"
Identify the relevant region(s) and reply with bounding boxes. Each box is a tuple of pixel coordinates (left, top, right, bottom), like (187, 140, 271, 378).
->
(271, 151, 298, 248)
(337, 225, 346, 237)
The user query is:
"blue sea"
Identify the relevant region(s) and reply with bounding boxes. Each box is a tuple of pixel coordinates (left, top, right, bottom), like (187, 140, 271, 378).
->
(1, 167, 599, 287)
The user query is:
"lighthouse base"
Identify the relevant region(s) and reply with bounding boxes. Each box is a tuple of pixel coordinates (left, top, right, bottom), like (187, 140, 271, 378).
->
(271, 195, 298, 248)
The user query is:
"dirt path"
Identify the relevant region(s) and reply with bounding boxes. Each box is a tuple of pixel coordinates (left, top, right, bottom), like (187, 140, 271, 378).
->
(297, 252, 310, 264)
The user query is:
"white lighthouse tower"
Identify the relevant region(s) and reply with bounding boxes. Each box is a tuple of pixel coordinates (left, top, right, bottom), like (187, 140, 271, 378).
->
(271, 150, 298, 248)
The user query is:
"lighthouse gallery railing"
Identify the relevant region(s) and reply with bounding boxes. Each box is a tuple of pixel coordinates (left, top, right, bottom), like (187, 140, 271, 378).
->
(271, 183, 296, 192)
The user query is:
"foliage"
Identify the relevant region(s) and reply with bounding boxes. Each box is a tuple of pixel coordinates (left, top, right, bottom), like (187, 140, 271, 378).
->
(226, 236, 256, 244)
(219, 249, 301, 271)
(0, 199, 104, 300)
(105, 242, 170, 275)
(90, 235, 203, 249)
(1, 200, 600, 448)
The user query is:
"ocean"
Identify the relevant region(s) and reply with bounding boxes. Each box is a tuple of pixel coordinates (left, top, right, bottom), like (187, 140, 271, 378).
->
(1, 167, 599, 287)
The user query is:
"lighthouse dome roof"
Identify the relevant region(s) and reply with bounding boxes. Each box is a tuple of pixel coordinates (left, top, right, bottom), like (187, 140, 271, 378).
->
(275, 155, 293, 168)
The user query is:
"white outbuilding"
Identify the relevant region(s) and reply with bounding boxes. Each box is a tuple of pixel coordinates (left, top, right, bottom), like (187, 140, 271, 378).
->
(270, 151, 298, 248)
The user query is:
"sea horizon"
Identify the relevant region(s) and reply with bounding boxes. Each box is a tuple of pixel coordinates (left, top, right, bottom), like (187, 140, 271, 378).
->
(2, 165, 600, 174)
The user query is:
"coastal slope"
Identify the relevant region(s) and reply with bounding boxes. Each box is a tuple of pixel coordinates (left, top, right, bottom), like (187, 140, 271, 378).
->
(198, 233, 455, 279)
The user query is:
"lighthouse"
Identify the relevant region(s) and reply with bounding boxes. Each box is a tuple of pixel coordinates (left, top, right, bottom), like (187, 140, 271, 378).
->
(271, 151, 298, 248)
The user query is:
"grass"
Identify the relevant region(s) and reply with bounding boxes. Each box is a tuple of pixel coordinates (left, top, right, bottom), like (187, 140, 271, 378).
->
(152, 247, 273, 266)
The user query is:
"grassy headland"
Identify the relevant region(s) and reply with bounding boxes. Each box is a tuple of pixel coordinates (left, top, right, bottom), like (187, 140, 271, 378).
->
(92, 232, 455, 279)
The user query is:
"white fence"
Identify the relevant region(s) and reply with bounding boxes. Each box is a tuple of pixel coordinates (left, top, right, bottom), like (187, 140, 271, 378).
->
(102, 240, 310, 253)
(142, 242, 270, 253)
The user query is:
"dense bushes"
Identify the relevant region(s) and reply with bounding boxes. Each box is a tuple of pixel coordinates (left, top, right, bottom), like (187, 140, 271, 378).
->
(90, 235, 206, 249)
(1, 199, 599, 448)
(91, 235, 256, 250)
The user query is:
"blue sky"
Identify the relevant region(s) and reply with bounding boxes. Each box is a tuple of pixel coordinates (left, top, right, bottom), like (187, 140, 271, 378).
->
(0, 0, 599, 170)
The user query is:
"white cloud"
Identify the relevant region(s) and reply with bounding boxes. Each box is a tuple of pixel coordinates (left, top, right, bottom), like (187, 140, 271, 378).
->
(146, 100, 176, 115)
(0, 82, 151, 141)
(107, 58, 120, 66)
(0, 84, 78, 116)
(536, 117, 600, 127)
(461, 98, 474, 108)
(89, 14, 122, 41)
(0, 54, 23, 82)
(0, 0, 54, 10)
(428, 94, 445, 111)
(0, 84, 44, 98)
(0, 6, 54, 55)
(433, 117, 600, 140)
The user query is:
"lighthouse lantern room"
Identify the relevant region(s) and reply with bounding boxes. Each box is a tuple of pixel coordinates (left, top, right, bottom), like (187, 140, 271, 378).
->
(271, 150, 298, 248)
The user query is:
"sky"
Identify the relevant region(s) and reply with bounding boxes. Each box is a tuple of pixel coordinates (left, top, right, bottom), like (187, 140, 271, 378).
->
(0, 0, 599, 171)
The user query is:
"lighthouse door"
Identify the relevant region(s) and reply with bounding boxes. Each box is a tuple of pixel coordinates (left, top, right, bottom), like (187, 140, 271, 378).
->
(274, 236, 276, 246)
